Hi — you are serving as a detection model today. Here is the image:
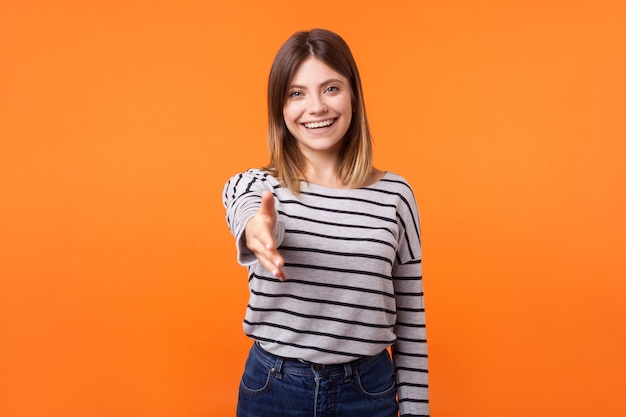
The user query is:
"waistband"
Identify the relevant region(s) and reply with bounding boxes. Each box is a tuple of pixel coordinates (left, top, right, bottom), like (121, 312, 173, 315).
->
(251, 342, 385, 381)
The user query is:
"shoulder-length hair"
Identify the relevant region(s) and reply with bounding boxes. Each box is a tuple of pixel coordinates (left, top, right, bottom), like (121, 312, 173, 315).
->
(265, 28, 373, 193)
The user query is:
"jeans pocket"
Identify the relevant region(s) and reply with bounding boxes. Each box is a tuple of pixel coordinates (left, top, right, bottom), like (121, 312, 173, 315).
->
(240, 351, 273, 394)
(355, 351, 396, 398)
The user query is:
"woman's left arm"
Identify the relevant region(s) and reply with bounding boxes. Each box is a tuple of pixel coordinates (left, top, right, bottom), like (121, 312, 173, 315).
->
(391, 189, 429, 417)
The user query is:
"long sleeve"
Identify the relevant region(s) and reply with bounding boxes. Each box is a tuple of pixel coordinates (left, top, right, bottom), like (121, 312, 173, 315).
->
(391, 191, 429, 417)
(222, 170, 285, 266)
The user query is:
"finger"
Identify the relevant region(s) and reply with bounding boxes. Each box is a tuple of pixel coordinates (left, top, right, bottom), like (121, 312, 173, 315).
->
(260, 243, 286, 280)
(254, 247, 285, 281)
(258, 190, 276, 220)
(271, 254, 286, 281)
(245, 229, 286, 280)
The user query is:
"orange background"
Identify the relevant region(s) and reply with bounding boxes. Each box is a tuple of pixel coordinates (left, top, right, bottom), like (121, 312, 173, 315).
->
(1, 1, 625, 416)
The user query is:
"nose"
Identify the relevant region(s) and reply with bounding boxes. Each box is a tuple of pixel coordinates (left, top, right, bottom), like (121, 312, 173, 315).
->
(307, 94, 327, 114)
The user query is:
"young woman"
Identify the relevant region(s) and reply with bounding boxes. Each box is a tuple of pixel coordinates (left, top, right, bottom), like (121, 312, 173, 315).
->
(223, 28, 429, 417)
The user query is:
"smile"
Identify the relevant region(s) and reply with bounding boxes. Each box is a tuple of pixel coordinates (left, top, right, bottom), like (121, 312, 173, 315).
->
(303, 119, 335, 129)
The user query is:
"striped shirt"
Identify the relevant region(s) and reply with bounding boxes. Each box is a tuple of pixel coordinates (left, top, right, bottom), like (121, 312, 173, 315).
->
(222, 168, 429, 417)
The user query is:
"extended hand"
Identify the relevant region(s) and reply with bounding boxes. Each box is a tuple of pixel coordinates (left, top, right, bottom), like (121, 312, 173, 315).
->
(244, 190, 286, 280)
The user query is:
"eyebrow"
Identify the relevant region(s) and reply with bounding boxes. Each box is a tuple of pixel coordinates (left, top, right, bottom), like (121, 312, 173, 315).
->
(289, 78, 347, 89)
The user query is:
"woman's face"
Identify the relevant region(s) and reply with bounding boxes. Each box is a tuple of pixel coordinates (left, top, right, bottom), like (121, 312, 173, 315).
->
(283, 56, 352, 162)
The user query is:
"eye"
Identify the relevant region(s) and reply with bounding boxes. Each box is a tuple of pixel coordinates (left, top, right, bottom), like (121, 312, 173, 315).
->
(288, 90, 304, 98)
(325, 86, 339, 93)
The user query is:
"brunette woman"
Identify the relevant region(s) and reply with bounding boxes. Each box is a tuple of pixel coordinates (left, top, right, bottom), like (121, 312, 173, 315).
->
(223, 28, 429, 417)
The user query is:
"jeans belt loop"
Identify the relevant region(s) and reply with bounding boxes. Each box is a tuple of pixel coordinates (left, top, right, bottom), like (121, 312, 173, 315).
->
(343, 363, 353, 383)
(274, 357, 284, 380)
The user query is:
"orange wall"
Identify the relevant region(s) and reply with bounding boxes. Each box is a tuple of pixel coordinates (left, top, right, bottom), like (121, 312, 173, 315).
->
(1, 1, 625, 416)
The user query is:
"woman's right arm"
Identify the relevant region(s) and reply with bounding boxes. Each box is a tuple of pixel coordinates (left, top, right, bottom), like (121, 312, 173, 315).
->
(222, 172, 285, 279)
(243, 190, 286, 280)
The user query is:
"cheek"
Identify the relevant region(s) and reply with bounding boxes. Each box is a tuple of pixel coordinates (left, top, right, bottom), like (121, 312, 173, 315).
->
(282, 107, 299, 136)
(282, 103, 299, 124)
(334, 94, 353, 116)
(340, 99, 353, 123)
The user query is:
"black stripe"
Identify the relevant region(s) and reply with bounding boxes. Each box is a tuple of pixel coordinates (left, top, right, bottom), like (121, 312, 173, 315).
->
(395, 366, 428, 373)
(299, 190, 398, 208)
(247, 305, 395, 329)
(394, 322, 426, 329)
(285, 262, 392, 281)
(394, 291, 424, 296)
(398, 399, 429, 404)
(250, 288, 397, 315)
(280, 245, 393, 265)
(254, 274, 394, 297)
(396, 307, 425, 313)
(244, 175, 259, 193)
(279, 211, 396, 236)
(396, 212, 416, 259)
(244, 320, 394, 344)
(395, 414, 429, 417)
(393, 275, 423, 281)
(279, 199, 397, 224)
(393, 352, 428, 359)
(397, 382, 429, 388)
(286, 229, 396, 249)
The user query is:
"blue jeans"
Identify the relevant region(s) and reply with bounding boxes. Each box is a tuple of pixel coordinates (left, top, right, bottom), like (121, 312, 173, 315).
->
(237, 342, 398, 417)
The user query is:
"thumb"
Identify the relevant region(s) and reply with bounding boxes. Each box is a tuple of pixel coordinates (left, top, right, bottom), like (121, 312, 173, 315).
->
(258, 190, 276, 220)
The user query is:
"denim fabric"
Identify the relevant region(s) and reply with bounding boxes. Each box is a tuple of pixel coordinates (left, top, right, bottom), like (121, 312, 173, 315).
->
(237, 343, 398, 417)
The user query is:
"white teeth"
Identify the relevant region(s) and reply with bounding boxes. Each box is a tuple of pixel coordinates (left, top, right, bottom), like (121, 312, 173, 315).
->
(304, 119, 334, 129)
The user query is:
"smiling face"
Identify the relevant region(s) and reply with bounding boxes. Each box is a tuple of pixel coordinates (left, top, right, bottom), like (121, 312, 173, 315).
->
(283, 56, 353, 163)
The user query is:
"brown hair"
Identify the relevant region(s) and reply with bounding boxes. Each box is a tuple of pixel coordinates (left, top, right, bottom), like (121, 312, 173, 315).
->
(265, 28, 373, 193)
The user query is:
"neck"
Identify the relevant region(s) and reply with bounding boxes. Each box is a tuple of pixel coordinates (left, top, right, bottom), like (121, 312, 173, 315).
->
(300, 150, 344, 187)
(304, 165, 346, 188)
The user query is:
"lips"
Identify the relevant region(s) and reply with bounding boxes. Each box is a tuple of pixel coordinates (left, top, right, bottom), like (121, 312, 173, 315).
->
(303, 119, 335, 129)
